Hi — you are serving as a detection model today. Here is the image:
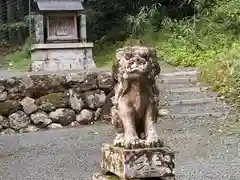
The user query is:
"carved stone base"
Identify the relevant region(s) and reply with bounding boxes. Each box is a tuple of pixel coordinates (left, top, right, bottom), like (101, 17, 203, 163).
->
(31, 43, 95, 72)
(100, 143, 175, 179)
(92, 172, 119, 180)
(92, 172, 175, 180)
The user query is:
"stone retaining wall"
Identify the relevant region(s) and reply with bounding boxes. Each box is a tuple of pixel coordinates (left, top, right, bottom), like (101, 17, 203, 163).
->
(0, 70, 115, 135)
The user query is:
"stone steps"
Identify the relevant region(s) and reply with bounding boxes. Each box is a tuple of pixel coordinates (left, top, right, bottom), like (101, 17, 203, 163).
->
(161, 70, 199, 77)
(164, 87, 208, 93)
(167, 98, 218, 106)
(160, 82, 203, 89)
(167, 103, 226, 114)
(170, 112, 226, 118)
(159, 76, 198, 85)
(163, 90, 213, 102)
(159, 69, 230, 121)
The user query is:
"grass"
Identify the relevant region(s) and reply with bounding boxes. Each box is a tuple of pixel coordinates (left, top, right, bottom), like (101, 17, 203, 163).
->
(93, 41, 124, 68)
(2, 51, 31, 71)
(0, 37, 33, 71)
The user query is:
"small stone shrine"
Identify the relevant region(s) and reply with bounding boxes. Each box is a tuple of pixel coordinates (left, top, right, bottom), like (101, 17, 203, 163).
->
(31, 0, 96, 72)
(93, 46, 175, 180)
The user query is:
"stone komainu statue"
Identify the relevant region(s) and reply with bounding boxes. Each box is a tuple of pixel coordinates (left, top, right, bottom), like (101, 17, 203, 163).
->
(111, 46, 163, 149)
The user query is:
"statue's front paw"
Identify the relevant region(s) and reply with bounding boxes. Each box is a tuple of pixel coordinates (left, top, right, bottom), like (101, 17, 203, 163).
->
(124, 135, 142, 149)
(145, 135, 163, 148)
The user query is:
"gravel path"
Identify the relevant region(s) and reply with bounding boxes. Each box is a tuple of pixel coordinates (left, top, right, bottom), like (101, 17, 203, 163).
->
(0, 123, 239, 180)
(0, 65, 240, 180)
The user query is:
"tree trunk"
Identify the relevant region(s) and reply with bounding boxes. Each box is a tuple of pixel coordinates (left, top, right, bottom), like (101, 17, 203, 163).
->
(0, 0, 4, 24)
(6, 0, 16, 43)
(17, 0, 25, 43)
(0, 0, 6, 43)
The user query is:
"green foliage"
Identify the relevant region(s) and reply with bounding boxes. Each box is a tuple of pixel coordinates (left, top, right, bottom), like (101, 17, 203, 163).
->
(85, 0, 205, 41)
(138, 0, 240, 107)
(3, 36, 34, 71)
(0, 21, 28, 32)
(4, 51, 30, 71)
(93, 41, 124, 69)
(95, 0, 240, 108)
(125, 3, 161, 36)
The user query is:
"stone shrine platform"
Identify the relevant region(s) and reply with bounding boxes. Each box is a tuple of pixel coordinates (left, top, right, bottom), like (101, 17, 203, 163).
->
(93, 143, 175, 180)
(31, 43, 96, 72)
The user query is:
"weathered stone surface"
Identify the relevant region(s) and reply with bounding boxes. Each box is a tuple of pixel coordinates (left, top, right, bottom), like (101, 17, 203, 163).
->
(5, 78, 25, 93)
(30, 111, 52, 128)
(111, 46, 162, 149)
(19, 125, 39, 133)
(49, 108, 76, 126)
(0, 85, 5, 93)
(94, 108, 102, 121)
(92, 172, 119, 180)
(0, 128, 15, 135)
(75, 72, 97, 91)
(65, 72, 85, 84)
(0, 70, 115, 135)
(0, 91, 7, 101)
(21, 74, 66, 98)
(84, 90, 106, 110)
(0, 100, 22, 116)
(38, 102, 56, 112)
(47, 123, 63, 129)
(99, 90, 114, 122)
(31, 45, 95, 72)
(69, 89, 84, 112)
(67, 71, 98, 91)
(36, 93, 69, 112)
(7, 92, 25, 100)
(101, 144, 175, 179)
(20, 97, 38, 114)
(9, 111, 30, 131)
(76, 109, 93, 125)
(66, 72, 86, 84)
(92, 172, 175, 180)
(97, 72, 115, 92)
(159, 109, 169, 117)
(0, 115, 9, 128)
(70, 121, 80, 127)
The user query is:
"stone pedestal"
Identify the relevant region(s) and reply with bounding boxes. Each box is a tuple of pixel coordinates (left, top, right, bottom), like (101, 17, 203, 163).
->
(30, 43, 96, 72)
(92, 172, 175, 180)
(94, 143, 175, 180)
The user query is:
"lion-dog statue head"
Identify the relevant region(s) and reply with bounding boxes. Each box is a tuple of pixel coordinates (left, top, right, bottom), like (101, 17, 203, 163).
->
(111, 46, 163, 149)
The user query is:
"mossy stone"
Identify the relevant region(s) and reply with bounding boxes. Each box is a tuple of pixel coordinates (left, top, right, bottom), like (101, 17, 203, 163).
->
(0, 100, 22, 116)
(36, 93, 69, 112)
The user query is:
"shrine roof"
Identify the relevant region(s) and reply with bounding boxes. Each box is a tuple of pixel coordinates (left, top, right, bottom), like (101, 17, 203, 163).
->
(36, 0, 84, 11)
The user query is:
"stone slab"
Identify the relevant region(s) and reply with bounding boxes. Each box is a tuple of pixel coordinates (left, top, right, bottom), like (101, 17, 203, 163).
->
(92, 172, 175, 180)
(100, 144, 175, 179)
(31, 43, 93, 50)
